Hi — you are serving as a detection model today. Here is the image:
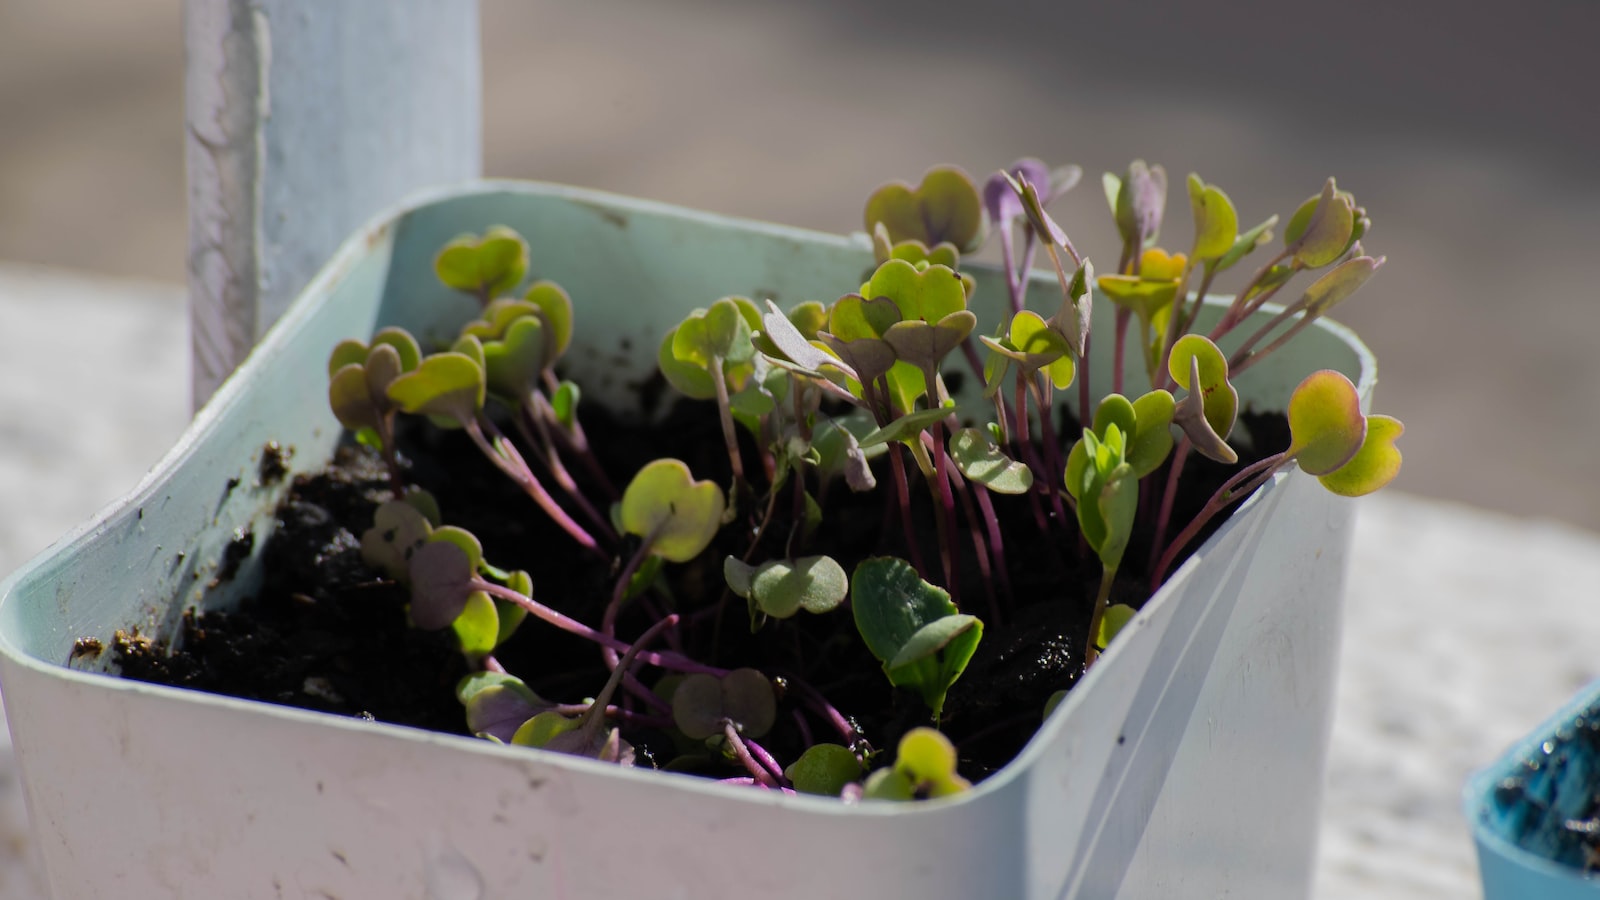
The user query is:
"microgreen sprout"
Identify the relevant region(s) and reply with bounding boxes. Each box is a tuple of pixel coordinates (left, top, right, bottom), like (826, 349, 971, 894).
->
(326, 154, 1403, 801)
(862, 727, 971, 801)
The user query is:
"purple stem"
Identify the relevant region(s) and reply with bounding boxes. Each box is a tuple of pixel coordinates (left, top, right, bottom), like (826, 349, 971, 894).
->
(744, 736, 789, 786)
(464, 417, 601, 556)
(724, 721, 779, 788)
(948, 465, 1000, 623)
(1149, 452, 1287, 590)
(1011, 376, 1052, 533)
(550, 704, 673, 729)
(921, 369, 961, 599)
(968, 476, 1014, 613)
(1026, 376, 1070, 526)
(1148, 439, 1192, 575)
(791, 708, 814, 748)
(532, 384, 618, 500)
(785, 675, 861, 745)
(515, 402, 617, 541)
(1112, 308, 1130, 397)
(474, 579, 722, 677)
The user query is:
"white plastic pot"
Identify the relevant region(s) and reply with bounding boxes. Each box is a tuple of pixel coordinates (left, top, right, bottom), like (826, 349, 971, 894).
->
(1467, 679, 1600, 898)
(0, 181, 1375, 899)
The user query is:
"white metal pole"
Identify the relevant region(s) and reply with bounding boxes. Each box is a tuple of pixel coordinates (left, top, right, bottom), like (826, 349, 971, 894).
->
(184, 0, 482, 409)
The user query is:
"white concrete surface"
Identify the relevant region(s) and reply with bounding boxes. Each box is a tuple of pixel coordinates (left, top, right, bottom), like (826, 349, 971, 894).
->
(0, 263, 1586, 898)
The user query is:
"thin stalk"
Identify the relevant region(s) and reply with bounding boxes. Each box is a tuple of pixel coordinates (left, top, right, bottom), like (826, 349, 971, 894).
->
(601, 530, 662, 670)
(1147, 439, 1192, 575)
(791, 708, 814, 748)
(784, 674, 861, 745)
(550, 704, 673, 729)
(709, 358, 745, 485)
(999, 216, 1018, 310)
(1218, 248, 1291, 332)
(724, 721, 779, 788)
(1229, 308, 1318, 377)
(1012, 375, 1051, 533)
(463, 417, 600, 555)
(968, 482, 1013, 613)
(1112, 308, 1130, 397)
(1149, 451, 1287, 590)
(947, 465, 1001, 623)
(516, 402, 617, 541)
(874, 376, 927, 578)
(1026, 375, 1070, 525)
(529, 387, 618, 500)
(743, 736, 789, 786)
(921, 370, 960, 598)
(474, 579, 723, 676)
(1083, 566, 1118, 669)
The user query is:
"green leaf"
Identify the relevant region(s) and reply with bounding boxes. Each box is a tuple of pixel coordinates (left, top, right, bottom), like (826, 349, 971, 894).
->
(451, 590, 500, 658)
(523, 280, 574, 360)
(1215, 215, 1278, 272)
(784, 744, 864, 796)
(329, 363, 381, 435)
(725, 555, 848, 619)
(760, 299, 855, 379)
(434, 226, 529, 298)
(882, 311, 977, 373)
(889, 615, 981, 670)
(551, 380, 580, 431)
(1286, 179, 1356, 269)
(863, 166, 986, 253)
(1065, 392, 1174, 490)
(1300, 255, 1385, 317)
(1318, 414, 1403, 497)
(1187, 174, 1239, 261)
(857, 402, 955, 449)
(1096, 603, 1138, 651)
(386, 352, 486, 424)
(619, 459, 726, 562)
(671, 669, 777, 740)
(1286, 370, 1367, 476)
(1093, 462, 1139, 572)
(658, 327, 717, 400)
(980, 310, 1072, 387)
(948, 428, 1033, 494)
(408, 537, 476, 630)
(863, 727, 971, 801)
(512, 710, 581, 749)
(1167, 333, 1238, 452)
(851, 557, 983, 718)
(481, 315, 545, 401)
(1171, 356, 1238, 465)
(860, 259, 968, 324)
(359, 498, 434, 583)
(1047, 259, 1093, 359)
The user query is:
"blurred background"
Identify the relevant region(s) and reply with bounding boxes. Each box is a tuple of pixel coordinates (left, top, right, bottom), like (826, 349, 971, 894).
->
(0, 3, 1597, 897)
(3, 0, 1599, 533)
(0, 0, 1593, 522)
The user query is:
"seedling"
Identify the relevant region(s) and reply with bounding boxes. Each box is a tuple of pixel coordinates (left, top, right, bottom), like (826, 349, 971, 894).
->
(862, 727, 971, 801)
(322, 154, 1403, 802)
(852, 557, 982, 721)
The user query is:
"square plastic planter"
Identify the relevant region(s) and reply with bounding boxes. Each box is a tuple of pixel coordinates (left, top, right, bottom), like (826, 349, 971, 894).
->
(1468, 679, 1600, 898)
(0, 181, 1375, 899)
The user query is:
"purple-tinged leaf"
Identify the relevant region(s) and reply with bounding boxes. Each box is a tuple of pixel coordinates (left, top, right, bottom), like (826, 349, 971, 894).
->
(983, 157, 1052, 227)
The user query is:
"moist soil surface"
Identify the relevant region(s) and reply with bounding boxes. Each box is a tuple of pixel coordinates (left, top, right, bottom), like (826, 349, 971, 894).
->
(115, 389, 1288, 785)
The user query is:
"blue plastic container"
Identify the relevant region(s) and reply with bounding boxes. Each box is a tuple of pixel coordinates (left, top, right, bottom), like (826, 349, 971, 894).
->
(1467, 679, 1600, 898)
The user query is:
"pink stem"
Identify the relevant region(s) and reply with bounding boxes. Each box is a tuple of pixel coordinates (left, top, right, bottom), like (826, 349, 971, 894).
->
(474, 580, 722, 676)
(1149, 452, 1287, 589)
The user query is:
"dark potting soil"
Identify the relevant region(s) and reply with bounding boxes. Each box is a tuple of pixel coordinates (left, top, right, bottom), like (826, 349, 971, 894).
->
(114, 389, 1288, 785)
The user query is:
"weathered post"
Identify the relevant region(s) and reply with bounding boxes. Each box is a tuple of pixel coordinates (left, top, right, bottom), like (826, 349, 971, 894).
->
(185, 0, 481, 408)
